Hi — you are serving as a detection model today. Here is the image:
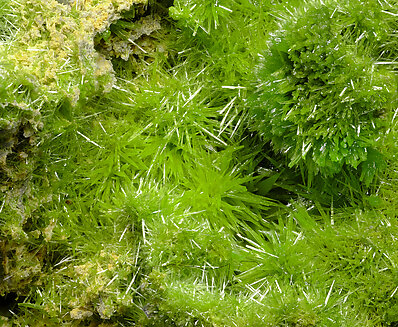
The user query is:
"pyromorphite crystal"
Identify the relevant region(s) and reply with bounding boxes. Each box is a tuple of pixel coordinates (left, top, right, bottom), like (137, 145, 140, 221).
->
(249, 0, 397, 181)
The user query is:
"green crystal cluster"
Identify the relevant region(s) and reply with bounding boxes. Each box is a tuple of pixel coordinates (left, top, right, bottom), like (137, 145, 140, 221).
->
(249, 0, 397, 182)
(1, 0, 398, 326)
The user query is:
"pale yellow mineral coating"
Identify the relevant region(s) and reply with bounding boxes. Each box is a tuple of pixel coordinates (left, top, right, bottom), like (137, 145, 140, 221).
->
(6, 0, 148, 103)
(70, 307, 93, 319)
(66, 248, 129, 317)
